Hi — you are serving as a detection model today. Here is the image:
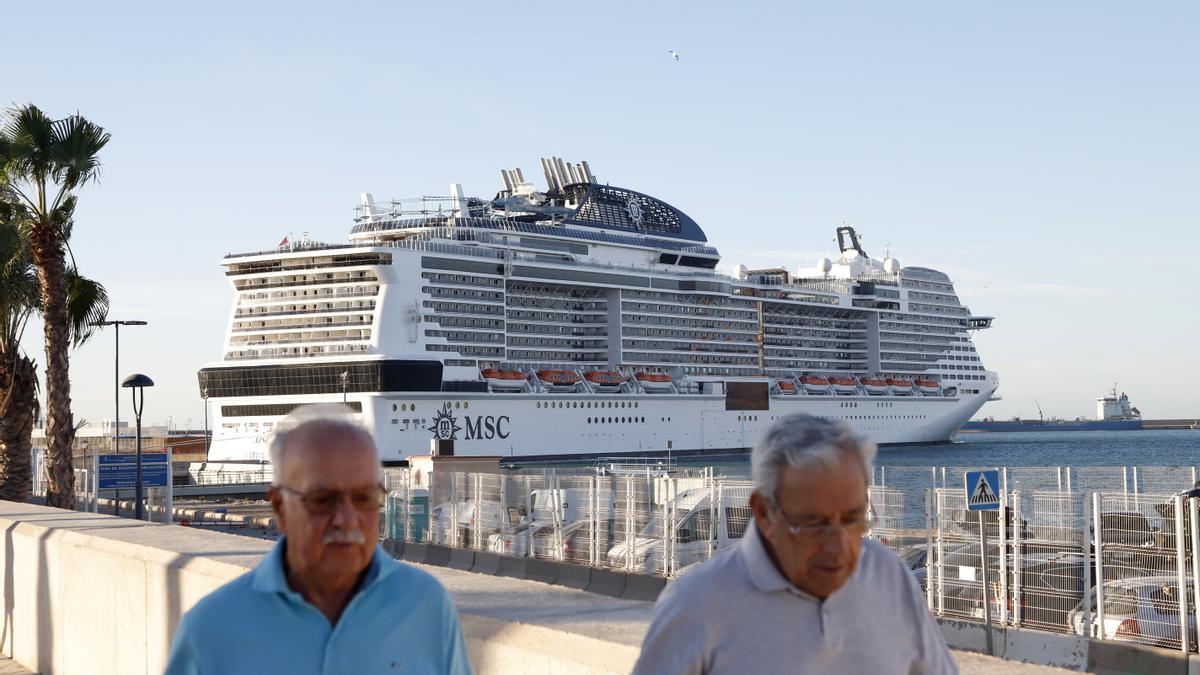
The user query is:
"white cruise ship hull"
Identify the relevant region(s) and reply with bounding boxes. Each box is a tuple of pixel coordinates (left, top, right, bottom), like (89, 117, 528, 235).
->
(206, 387, 992, 463)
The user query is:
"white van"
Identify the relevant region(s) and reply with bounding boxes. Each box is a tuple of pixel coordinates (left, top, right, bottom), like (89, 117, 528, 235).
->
(605, 487, 754, 575)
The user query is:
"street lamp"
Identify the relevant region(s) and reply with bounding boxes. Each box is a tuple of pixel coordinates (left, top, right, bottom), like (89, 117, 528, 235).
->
(122, 373, 154, 521)
(90, 320, 148, 455)
(341, 371, 349, 404)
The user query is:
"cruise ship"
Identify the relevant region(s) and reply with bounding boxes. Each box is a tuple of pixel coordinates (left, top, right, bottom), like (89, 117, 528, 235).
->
(199, 158, 999, 463)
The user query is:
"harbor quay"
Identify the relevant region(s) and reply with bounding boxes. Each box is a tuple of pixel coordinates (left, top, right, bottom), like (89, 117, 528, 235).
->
(0, 499, 1087, 675)
(14, 458, 1200, 672)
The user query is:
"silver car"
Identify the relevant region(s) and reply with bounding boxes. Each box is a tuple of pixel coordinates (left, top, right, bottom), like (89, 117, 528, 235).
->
(1068, 575, 1196, 649)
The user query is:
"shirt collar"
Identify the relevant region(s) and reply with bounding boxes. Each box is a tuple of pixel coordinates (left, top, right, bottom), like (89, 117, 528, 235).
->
(251, 537, 398, 596)
(740, 520, 820, 601)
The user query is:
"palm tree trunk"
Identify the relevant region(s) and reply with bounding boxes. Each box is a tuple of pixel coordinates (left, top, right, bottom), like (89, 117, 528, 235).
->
(30, 229, 74, 509)
(0, 351, 36, 502)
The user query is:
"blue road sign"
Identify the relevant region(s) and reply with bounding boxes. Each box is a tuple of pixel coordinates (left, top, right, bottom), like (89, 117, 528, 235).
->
(964, 470, 1000, 511)
(98, 453, 169, 489)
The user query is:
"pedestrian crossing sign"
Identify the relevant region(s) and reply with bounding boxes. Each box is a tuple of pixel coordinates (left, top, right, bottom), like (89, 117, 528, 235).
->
(965, 470, 1000, 511)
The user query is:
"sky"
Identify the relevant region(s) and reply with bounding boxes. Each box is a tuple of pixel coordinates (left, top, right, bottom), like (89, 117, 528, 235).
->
(5, 0, 1198, 427)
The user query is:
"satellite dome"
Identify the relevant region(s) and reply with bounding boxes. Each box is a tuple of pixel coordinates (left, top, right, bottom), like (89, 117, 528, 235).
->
(817, 258, 832, 274)
(883, 257, 901, 274)
(736, 264, 748, 280)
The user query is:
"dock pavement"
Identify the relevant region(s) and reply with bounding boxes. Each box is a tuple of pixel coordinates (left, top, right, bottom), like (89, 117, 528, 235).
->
(415, 560, 1085, 674)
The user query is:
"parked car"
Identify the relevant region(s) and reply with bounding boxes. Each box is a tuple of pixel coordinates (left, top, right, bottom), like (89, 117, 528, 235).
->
(605, 488, 753, 574)
(1068, 575, 1197, 648)
(429, 499, 513, 546)
(487, 518, 618, 564)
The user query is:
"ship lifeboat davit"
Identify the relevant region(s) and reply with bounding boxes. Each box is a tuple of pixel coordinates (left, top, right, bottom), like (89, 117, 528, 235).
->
(481, 368, 527, 391)
(860, 377, 889, 395)
(635, 372, 674, 392)
(584, 370, 625, 392)
(776, 380, 798, 395)
(799, 376, 831, 395)
(828, 376, 858, 395)
(886, 378, 914, 395)
(914, 378, 942, 396)
(538, 370, 582, 391)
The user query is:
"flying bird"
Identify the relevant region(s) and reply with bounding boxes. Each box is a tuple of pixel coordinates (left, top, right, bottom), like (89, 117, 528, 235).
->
(669, 50, 679, 61)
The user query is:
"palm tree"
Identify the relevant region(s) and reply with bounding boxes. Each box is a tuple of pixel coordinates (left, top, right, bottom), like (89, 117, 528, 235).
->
(0, 180, 108, 502)
(0, 105, 110, 508)
(0, 195, 40, 501)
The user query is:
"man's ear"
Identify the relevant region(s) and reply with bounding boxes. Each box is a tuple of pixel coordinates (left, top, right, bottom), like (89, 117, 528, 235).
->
(749, 491, 772, 532)
(268, 486, 286, 529)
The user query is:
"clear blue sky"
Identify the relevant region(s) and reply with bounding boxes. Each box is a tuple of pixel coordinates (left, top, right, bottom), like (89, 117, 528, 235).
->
(7, 0, 1198, 427)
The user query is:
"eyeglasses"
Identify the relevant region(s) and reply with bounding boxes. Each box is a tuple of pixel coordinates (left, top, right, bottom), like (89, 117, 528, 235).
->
(278, 483, 387, 516)
(773, 505, 871, 540)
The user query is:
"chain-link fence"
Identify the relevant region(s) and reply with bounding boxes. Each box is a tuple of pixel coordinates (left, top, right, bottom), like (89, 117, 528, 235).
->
(383, 464, 1200, 654)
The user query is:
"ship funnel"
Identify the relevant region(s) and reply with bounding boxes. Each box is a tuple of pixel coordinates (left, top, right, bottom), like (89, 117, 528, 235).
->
(449, 183, 467, 218)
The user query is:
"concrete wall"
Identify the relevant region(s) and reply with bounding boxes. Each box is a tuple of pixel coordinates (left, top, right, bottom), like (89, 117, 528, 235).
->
(0, 501, 645, 675)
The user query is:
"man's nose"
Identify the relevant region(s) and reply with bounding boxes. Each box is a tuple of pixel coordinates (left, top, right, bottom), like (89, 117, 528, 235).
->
(818, 526, 854, 556)
(330, 494, 358, 527)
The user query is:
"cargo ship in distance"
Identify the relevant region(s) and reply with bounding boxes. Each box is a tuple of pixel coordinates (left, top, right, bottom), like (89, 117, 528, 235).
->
(199, 157, 999, 463)
(960, 387, 1142, 432)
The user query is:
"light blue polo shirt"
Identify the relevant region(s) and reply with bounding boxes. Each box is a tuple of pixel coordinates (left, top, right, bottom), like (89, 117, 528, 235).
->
(166, 539, 471, 674)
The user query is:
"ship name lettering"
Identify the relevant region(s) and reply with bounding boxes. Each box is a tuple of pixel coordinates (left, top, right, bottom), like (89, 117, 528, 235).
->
(465, 415, 510, 440)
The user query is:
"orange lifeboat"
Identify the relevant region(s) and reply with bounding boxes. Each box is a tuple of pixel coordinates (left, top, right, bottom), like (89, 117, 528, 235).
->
(482, 368, 523, 381)
(635, 372, 674, 392)
(584, 370, 624, 391)
(799, 376, 830, 395)
(914, 378, 942, 395)
(860, 377, 889, 395)
(481, 368, 527, 391)
(828, 376, 859, 395)
(777, 380, 798, 394)
(886, 378, 914, 395)
(538, 370, 582, 390)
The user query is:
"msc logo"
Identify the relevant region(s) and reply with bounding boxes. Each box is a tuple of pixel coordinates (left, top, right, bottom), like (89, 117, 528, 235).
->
(427, 403, 510, 441)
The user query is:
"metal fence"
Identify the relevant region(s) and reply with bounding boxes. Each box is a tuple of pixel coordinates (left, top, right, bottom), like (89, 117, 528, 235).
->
(383, 463, 1200, 654)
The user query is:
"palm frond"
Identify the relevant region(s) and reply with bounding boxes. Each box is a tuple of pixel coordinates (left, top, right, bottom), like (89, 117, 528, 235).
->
(1, 106, 55, 185)
(0, 220, 38, 349)
(64, 269, 109, 348)
(49, 195, 76, 241)
(50, 115, 110, 192)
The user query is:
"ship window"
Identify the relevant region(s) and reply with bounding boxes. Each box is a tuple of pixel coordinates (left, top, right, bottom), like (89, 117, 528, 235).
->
(222, 402, 362, 416)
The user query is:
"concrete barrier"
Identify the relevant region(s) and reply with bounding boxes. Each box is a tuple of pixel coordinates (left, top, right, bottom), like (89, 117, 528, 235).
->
(0, 501, 648, 675)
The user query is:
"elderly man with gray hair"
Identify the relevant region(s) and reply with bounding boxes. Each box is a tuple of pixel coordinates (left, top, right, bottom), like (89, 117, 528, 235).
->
(166, 405, 471, 674)
(633, 413, 956, 674)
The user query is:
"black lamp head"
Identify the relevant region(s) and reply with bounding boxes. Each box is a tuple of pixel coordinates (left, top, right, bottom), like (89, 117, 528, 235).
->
(121, 373, 155, 388)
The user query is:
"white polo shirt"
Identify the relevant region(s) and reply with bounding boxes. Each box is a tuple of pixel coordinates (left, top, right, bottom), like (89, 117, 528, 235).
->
(632, 522, 957, 675)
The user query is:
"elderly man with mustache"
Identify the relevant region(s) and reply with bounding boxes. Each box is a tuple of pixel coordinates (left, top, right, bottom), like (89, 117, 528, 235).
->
(166, 406, 471, 674)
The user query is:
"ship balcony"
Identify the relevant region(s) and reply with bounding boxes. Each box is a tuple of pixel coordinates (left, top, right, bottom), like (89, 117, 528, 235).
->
(968, 316, 994, 329)
(232, 274, 379, 291)
(234, 302, 376, 319)
(232, 317, 374, 333)
(239, 288, 380, 305)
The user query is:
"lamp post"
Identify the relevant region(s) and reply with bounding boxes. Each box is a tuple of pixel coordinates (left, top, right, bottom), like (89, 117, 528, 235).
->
(122, 373, 154, 520)
(202, 387, 210, 458)
(341, 371, 349, 404)
(90, 320, 148, 455)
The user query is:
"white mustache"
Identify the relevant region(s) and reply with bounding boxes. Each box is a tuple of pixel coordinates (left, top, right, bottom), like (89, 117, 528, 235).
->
(323, 529, 366, 545)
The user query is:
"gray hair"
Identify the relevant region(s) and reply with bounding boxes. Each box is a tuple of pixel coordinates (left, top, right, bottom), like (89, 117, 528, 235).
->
(268, 404, 379, 485)
(751, 413, 876, 504)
